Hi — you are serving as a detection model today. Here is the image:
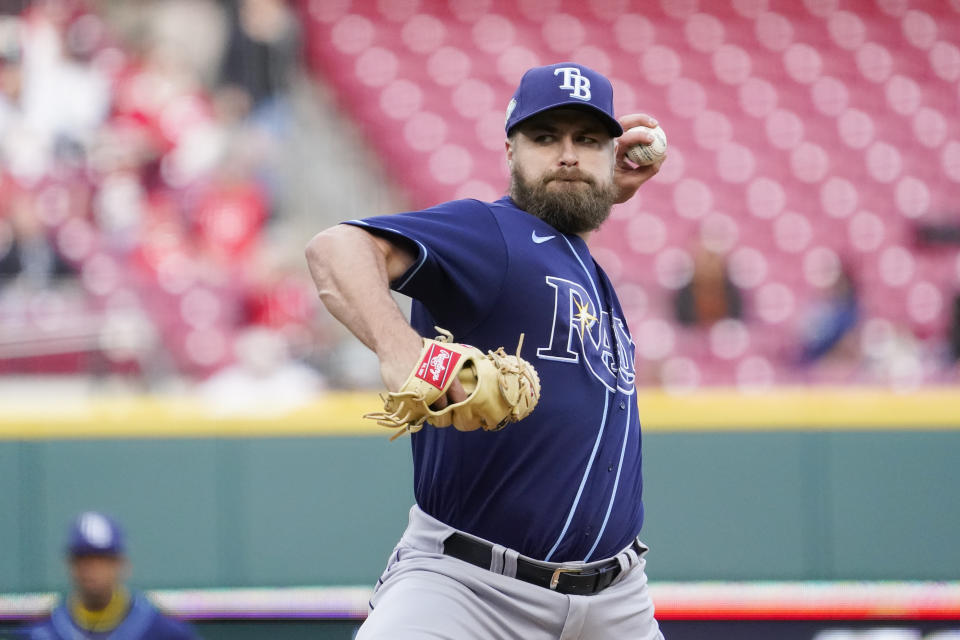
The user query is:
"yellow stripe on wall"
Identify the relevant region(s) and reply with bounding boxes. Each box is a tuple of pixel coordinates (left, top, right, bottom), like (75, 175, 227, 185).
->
(0, 392, 380, 440)
(637, 387, 960, 430)
(0, 387, 957, 440)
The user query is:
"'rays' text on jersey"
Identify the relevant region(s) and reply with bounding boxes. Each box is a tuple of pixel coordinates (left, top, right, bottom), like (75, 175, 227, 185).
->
(536, 276, 636, 394)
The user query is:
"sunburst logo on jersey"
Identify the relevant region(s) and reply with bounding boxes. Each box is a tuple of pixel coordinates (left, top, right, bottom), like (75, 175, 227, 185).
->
(538, 276, 637, 393)
(573, 298, 598, 335)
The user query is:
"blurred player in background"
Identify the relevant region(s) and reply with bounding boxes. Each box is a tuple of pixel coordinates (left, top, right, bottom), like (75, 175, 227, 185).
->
(23, 512, 198, 640)
(306, 62, 665, 639)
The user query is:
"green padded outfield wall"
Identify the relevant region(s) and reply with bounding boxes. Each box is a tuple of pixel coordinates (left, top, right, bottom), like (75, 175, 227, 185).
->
(1, 389, 958, 593)
(0, 437, 415, 592)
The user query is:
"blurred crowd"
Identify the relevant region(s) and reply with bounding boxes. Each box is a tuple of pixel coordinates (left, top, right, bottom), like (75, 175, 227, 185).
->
(663, 239, 960, 389)
(0, 0, 329, 400)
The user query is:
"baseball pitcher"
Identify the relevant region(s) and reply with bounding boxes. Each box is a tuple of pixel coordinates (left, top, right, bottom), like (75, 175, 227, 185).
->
(306, 62, 666, 640)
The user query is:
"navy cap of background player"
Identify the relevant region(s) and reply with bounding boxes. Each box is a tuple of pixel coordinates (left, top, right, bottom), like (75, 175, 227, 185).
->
(505, 62, 623, 138)
(66, 511, 126, 557)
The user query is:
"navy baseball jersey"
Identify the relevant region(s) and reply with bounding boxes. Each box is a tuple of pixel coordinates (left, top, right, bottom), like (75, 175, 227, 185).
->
(24, 592, 198, 640)
(349, 195, 643, 563)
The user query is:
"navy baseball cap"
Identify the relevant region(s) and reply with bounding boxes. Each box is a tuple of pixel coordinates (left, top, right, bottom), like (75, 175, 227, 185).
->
(67, 511, 125, 557)
(505, 62, 623, 137)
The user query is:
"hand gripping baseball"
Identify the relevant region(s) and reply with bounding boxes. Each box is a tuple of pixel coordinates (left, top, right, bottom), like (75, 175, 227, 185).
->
(365, 328, 541, 441)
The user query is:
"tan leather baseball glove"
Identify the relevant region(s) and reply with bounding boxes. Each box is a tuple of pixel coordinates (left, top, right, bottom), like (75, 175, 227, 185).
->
(365, 328, 541, 441)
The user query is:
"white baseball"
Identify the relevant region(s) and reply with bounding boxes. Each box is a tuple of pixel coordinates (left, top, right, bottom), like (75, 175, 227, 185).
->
(625, 125, 667, 166)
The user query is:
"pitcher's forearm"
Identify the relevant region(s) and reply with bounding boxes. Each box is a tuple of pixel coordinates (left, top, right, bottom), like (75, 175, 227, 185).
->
(304, 225, 423, 389)
(305, 225, 410, 351)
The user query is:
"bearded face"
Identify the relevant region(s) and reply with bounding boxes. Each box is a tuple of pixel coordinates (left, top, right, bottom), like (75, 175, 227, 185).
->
(506, 109, 619, 235)
(509, 163, 618, 236)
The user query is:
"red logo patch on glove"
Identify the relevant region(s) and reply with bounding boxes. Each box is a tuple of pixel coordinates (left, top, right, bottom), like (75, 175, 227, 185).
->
(364, 327, 540, 441)
(415, 344, 461, 390)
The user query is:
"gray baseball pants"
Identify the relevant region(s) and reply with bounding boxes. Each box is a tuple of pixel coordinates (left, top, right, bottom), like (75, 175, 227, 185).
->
(356, 505, 664, 640)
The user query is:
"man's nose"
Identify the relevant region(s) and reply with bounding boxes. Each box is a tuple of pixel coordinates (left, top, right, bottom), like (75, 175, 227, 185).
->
(558, 136, 578, 166)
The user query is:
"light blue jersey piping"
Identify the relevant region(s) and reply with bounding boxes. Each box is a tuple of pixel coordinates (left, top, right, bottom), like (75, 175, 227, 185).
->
(545, 235, 630, 561)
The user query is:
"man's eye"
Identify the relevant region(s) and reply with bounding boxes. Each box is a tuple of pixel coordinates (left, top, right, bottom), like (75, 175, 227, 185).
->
(534, 134, 555, 143)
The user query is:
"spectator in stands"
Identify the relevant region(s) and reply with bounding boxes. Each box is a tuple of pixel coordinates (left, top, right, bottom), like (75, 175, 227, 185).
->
(673, 245, 742, 327)
(215, 0, 300, 208)
(0, 183, 74, 287)
(199, 325, 324, 414)
(23, 511, 199, 640)
(0, 14, 23, 120)
(17, 2, 111, 174)
(217, 0, 299, 133)
(796, 262, 860, 365)
(189, 136, 268, 268)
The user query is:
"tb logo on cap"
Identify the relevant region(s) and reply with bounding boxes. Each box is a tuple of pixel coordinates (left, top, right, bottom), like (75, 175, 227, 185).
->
(554, 67, 591, 101)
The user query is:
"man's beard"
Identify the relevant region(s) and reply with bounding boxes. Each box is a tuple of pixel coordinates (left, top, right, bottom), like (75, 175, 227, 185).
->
(509, 165, 618, 235)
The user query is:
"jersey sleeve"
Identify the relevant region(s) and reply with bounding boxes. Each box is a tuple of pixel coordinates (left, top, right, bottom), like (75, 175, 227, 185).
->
(150, 614, 201, 640)
(22, 621, 56, 639)
(345, 199, 508, 332)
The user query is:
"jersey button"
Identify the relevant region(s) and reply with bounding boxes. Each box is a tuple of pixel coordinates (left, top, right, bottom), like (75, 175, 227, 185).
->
(619, 401, 626, 410)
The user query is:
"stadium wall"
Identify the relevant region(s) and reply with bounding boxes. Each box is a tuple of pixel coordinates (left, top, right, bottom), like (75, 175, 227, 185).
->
(1, 389, 958, 593)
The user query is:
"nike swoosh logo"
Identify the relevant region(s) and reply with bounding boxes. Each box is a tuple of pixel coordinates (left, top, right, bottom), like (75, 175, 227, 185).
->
(532, 231, 556, 244)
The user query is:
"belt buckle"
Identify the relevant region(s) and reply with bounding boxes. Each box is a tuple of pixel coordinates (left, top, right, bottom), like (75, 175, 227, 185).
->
(549, 567, 579, 590)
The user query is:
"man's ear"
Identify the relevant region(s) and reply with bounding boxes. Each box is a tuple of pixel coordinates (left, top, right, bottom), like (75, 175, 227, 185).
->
(505, 138, 513, 170)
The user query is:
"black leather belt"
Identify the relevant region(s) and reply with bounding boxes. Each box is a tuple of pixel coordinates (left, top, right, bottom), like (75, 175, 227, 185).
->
(442, 532, 632, 596)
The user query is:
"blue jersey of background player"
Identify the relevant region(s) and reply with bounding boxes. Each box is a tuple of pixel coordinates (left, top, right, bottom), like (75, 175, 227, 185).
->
(307, 62, 666, 639)
(23, 512, 198, 640)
